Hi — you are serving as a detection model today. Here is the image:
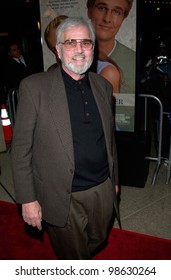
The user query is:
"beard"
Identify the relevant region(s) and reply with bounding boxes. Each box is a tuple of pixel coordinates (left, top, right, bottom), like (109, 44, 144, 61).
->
(59, 51, 93, 74)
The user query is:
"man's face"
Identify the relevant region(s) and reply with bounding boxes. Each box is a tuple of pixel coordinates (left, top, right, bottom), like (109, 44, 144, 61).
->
(56, 25, 94, 76)
(8, 44, 21, 58)
(87, 0, 129, 43)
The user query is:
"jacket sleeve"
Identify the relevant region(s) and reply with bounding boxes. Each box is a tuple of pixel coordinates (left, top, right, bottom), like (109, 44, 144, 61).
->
(10, 78, 38, 203)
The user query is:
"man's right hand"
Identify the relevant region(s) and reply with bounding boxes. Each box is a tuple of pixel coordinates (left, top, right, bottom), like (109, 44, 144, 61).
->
(22, 200, 42, 231)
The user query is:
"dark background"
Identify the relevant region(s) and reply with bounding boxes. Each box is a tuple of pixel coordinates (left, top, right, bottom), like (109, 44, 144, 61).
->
(0, 0, 43, 71)
(138, 1, 171, 71)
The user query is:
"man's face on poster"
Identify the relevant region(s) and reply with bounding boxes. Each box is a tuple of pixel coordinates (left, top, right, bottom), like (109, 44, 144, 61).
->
(87, 0, 130, 43)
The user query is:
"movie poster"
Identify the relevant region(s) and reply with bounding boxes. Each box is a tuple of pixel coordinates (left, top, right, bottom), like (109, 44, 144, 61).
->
(39, 0, 136, 132)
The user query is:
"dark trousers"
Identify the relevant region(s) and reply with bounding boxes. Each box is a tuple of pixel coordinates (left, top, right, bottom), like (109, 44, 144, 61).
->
(46, 178, 114, 260)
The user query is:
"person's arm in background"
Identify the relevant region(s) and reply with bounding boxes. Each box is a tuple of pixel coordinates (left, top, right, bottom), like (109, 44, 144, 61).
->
(99, 64, 120, 94)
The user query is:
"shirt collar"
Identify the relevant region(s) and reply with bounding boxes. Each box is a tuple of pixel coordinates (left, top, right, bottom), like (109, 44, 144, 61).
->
(61, 67, 89, 88)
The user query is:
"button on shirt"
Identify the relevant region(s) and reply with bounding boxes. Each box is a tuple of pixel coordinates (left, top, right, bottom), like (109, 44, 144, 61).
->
(62, 69, 109, 191)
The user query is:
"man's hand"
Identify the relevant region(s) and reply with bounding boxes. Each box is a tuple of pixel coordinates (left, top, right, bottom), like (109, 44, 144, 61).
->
(115, 185, 119, 194)
(22, 201, 42, 231)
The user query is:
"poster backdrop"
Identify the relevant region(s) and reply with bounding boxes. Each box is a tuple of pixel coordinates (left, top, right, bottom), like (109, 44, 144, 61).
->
(39, 0, 136, 132)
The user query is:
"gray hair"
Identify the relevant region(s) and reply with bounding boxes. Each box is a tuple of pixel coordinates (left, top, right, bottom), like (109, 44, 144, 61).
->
(56, 17, 96, 44)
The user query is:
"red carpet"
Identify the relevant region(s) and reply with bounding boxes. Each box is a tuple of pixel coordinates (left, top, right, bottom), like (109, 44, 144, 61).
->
(0, 200, 171, 260)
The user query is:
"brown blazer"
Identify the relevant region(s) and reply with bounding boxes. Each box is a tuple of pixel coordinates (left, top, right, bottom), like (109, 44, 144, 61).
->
(11, 66, 119, 226)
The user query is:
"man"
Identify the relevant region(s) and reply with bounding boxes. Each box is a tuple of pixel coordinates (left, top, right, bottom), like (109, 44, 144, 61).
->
(11, 17, 119, 260)
(87, 0, 135, 94)
(44, 14, 121, 93)
(3, 41, 31, 91)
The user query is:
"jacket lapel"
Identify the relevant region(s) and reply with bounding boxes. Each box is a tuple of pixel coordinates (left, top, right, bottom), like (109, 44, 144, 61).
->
(48, 67, 74, 166)
(88, 73, 112, 156)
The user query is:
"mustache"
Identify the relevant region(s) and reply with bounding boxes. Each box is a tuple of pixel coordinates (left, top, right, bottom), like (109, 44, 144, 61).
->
(72, 53, 85, 59)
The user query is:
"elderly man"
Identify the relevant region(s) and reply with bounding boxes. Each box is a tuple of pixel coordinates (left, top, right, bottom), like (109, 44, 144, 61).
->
(11, 17, 119, 260)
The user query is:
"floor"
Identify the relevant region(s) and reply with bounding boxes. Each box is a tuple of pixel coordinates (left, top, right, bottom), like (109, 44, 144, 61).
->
(0, 141, 171, 240)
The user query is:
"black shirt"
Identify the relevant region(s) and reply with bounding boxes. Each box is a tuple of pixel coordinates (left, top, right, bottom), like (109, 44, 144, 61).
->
(62, 69, 109, 191)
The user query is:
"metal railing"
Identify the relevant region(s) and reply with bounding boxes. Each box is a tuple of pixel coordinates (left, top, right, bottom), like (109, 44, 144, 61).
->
(139, 94, 170, 184)
(7, 88, 18, 129)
